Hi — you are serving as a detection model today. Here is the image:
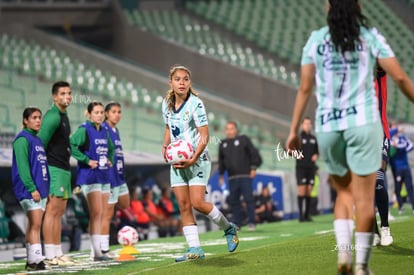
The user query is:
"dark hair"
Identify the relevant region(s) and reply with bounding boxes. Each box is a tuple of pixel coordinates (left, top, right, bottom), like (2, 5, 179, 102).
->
(86, 101, 104, 114)
(328, 0, 369, 53)
(52, 81, 70, 95)
(227, 121, 238, 129)
(105, 101, 121, 113)
(22, 107, 42, 128)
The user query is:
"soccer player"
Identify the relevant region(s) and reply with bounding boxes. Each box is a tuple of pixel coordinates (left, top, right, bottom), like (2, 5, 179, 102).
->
(286, 1, 414, 274)
(295, 117, 319, 222)
(12, 108, 49, 271)
(162, 65, 238, 262)
(39, 81, 75, 266)
(100, 102, 130, 258)
(70, 101, 114, 261)
(373, 66, 393, 246)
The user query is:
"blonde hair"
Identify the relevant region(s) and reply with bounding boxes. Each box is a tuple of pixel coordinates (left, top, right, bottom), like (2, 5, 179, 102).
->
(165, 65, 199, 110)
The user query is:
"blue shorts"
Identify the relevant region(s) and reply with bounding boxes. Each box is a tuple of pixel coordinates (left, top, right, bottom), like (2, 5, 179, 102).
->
(316, 121, 382, 176)
(170, 152, 211, 187)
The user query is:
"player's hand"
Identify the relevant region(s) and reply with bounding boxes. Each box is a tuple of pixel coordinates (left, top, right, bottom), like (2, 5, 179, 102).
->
(218, 176, 224, 186)
(286, 133, 301, 152)
(31, 190, 41, 202)
(311, 154, 318, 162)
(107, 160, 113, 168)
(173, 158, 196, 169)
(89, 159, 98, 169)
(162, 145, 168, 163)
(250, 169, 256, 179)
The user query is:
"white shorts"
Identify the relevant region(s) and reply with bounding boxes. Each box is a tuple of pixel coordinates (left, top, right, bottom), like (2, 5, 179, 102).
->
(20, 198, 47, 212)
(108, 183, 129, 204)
(81, 183, 111, 196)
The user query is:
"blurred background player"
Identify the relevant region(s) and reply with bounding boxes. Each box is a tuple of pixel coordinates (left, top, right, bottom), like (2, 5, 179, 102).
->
(101, 102, 130, 258)
(372, 66, 393, 247)
(39, 81, 75, 266)
(70, 101, 114, 261)
(12, 107, 49, 271)
(254, 185, 282, 224)
(389, 123, 414, 215)
(286, 0, 414, 274)
(218, 121, 262, 231)
(162, 65, 238, 262)
(295, 117, 319, 222)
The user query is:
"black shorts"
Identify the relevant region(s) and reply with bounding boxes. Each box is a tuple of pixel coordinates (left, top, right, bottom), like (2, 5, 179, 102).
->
(296, 167, 315, 186)
(382, 137, 390, 163)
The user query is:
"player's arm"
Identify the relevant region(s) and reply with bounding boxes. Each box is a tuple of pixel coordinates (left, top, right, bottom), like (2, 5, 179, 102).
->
(107, 131, 115, 165)
(38, 111, 60, 149)
(287, 64, 315, 150)
(70, 127, 89, 164)
(162, 125, 171, 162)
(13, 137, 37, 193)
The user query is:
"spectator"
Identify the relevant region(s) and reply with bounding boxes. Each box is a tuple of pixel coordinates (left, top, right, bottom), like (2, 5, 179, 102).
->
(157, 187, 179, 237)
(254, 186, 282, 223)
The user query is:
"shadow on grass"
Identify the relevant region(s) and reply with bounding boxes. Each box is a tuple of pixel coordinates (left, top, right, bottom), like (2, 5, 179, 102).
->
(377, 244, 414, 256)
(189, 254, 244, 267)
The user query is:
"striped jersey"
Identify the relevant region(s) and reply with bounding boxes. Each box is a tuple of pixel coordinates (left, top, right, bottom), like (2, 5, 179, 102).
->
(162, 93, 208, 152)
(301, 26, 394, 132)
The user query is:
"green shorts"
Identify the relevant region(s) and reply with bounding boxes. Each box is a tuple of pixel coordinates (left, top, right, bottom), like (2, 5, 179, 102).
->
(108, 183, 129, 204)
(170, 153, 211, 187)
(316, 121, 382, 176)
(20, 198, 47, 213)
(49, 166, 72, 199)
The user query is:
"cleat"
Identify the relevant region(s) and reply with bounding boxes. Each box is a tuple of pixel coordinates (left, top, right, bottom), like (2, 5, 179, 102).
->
(44, 257, 59, 266)
(247, 224, 256, 232)
(56, 255, 76, 266)
(380, 227, 393, 246)
(372, 234, 380, 246)
(337, 251, 353, 275)
(355, 264, 374, 275)
(175, 247, 205, 262)
(25, 261, 47, 271)
(224, 223, 239, 252)
(102, 250, 118, 259)
(94, 255, 112, 262)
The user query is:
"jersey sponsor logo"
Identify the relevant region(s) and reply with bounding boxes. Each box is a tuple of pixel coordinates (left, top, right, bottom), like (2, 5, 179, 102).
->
(35, 145, 45, 152)
(171, 125, 180, 138)
(95, 139, 108, 145)
(96, 146, 108, 155)
(320, 106, 357, 125)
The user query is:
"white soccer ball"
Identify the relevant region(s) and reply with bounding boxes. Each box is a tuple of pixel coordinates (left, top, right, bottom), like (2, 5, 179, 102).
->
(117, 226, 139, 246)
(165, 140, 194, 164)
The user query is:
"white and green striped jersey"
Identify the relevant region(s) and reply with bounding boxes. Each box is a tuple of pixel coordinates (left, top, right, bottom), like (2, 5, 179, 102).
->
(162, 93, 209, 152)
(301, 26, 394, 133)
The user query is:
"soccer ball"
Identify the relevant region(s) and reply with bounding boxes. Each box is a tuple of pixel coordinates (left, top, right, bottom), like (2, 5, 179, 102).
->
(165, 139, 194, 163)
(117, 226, 139, 246)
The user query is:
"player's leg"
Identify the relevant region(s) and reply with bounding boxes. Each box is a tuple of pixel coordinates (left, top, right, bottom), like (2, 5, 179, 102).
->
(101, 184, 116, 258)
(228, 177, 242, 227)
(304, 173, 314, 222)
(393, 171, 404, 213)
(116, 183, 130, 210)
(402, 169, 414, 213)
(296, 168, 306, 222)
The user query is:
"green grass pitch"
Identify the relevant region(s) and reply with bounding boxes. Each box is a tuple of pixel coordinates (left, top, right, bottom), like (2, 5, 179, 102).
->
(1, 210, 413, 275)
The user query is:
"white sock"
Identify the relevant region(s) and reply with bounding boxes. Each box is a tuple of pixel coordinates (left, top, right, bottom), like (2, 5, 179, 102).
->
(54, 244, 64, 258)
(26, 243, 33, 264)
(91, 235, 103, 257)
(44, 244, 55, 260)
(207, 206, 230, 230)
(347, 219, 355, 234)
(334, 219, 353, 255)
(182, 225, 200, 248)
(100, 235, 110, 252)
(355, 232, 373, 266)
(29, 243, 43, 264)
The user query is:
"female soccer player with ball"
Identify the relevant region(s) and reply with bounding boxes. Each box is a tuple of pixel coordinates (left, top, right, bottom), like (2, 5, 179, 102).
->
(70, 101, 114, 261)
(286, 0, 414, 274)
(162, 65, 239, 262)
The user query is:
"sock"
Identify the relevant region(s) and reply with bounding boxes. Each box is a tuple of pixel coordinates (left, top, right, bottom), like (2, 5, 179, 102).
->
(91, 235, 103, 257)
(207, 206, 230, 230)
(26, 243, 33, 264)
(100, 235, 110, 253)
(304, 196, 311, 218)
(334, 219, 353, 258)
(374, 219, 380, 235)
(297, 196, 304, 218)
(54, 244, 63, 258)
(355, 232, 373, 266)
(347, 219, 355, 234)
(182, 225, 200, 248)
(375, 169, 389, 227)
(44, 244, 55, 260)
(29, 243, 43, 264)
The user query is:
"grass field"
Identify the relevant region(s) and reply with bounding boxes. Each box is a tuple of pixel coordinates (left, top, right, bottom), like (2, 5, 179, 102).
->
(1, 208, 413, 275)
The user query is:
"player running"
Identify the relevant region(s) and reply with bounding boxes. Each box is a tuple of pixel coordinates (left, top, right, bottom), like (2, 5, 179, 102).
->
(162, 65, 238, 262)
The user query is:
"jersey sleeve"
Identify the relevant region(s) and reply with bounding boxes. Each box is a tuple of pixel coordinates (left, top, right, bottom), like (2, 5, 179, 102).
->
(70, 126, 89, 164)
(369, 28, 395, 59)
(192, 98, 208, 128)
(38, 110, 60, 149)
(301, 30, 317, 65)
(162, 99, 169, 125)
(13, 137, 37, 193)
